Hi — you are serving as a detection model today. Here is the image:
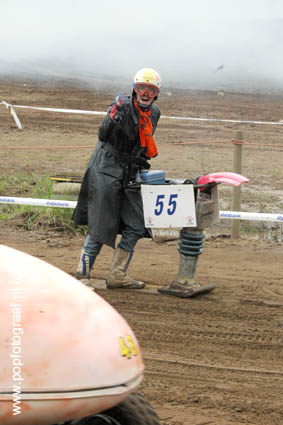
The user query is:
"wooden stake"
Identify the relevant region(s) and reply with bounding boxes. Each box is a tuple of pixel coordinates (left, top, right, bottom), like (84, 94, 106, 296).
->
(8, 105, 12, 128)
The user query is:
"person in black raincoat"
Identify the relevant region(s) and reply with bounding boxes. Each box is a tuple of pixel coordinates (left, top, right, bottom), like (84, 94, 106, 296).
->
(72, 68, 161, 289)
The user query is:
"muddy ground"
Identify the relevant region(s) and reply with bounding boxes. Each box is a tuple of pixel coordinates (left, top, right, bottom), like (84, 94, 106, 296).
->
(1, 78, 283, 425)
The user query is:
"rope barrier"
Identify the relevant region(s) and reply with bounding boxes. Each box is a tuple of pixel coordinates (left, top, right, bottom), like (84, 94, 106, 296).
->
(0, 196, 282, 222)
(0, 145, 95, 150)
(3, 100, 283, 130)
(161, 114, 283, 126)
(171, 140, 283, 148)
(219, 211, 283, 222)
(1, 139, 283, 150)
(0, 196, 76, 209)
(1, 101, 106, 117)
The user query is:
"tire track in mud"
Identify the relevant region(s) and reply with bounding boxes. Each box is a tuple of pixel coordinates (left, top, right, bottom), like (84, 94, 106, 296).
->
(138, 320, 283, 349)
(189, 327, 283, 347)
(141, 356, 283, 424)
(108, 294, 283, 353)
(116, 298, 283, 351)
(143, 355, 283, 378)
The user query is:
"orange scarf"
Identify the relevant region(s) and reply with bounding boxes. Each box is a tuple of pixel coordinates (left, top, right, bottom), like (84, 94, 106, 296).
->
(134, 99, 158, 158)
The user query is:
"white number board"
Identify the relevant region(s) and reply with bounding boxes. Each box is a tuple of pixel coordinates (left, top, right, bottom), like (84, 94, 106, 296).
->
(141, 184, 196, 228)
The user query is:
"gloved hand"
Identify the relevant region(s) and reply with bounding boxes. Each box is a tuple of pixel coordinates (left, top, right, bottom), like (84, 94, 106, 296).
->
(109, 94, 130, 121)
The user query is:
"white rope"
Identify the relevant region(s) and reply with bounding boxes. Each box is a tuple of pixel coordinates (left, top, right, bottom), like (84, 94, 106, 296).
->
(10, 104, 107, 116)
(2, 101, 283, 126)
(161, 114, 283, 126)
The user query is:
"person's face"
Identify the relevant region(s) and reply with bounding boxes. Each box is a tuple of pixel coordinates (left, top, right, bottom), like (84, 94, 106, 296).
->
(134, 83, 159, 107)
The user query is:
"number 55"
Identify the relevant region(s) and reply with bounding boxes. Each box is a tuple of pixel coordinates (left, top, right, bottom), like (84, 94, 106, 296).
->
(154, 194, 178, 216)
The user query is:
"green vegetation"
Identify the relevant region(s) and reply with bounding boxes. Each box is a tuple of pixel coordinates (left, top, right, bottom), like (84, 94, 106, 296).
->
(0, 174, 86, 235)
(241, 190, 279, 213)
(240, 221, 259, 234)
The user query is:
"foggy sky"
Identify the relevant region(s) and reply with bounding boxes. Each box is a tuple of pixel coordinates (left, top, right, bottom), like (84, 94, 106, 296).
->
(1, 0, 283, 91)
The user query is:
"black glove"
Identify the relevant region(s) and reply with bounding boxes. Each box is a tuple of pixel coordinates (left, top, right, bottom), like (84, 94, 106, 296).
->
(109, 94, 130, 122)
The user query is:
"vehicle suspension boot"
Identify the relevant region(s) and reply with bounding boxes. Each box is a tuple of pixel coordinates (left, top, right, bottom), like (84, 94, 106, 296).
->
(106, 248, 145, 289)
(75, 250, 96, 287)
(158, 229, 216, 298)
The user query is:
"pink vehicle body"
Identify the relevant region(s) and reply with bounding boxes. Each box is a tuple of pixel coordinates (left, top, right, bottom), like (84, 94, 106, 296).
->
(0, 245, 144, 425)
(197, 172, 249, 187)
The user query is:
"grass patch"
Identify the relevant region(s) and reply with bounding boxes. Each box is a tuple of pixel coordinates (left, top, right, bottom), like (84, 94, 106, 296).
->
(0, 173, 86, 236)
(240, 221, 259, 234)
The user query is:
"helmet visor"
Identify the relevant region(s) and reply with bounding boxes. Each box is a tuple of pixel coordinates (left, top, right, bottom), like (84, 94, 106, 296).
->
(134, 83, 159, 98)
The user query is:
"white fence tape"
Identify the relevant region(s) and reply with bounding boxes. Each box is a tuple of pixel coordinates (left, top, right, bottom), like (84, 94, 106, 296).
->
(3, 101, 283, 129)
(1, 101, 22, 129)
(10, 107, 22, 130)
(161, 115, 283, 126)
(0, 196, 76, 209)
(10, 104, 107, 116)
(0, 196, 282, 222)
(219, 211, 283, 222)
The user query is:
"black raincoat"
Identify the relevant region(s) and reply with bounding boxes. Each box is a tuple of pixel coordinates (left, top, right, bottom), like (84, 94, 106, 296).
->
(72, 97, 160, 249)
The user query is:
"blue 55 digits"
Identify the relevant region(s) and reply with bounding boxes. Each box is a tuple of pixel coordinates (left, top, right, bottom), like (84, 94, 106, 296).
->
(154, 194, 178, 216)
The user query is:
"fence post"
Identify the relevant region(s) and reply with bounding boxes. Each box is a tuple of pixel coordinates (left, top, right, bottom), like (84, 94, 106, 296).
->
(231, 131, 243, 238)
(8, 105, 12, 128)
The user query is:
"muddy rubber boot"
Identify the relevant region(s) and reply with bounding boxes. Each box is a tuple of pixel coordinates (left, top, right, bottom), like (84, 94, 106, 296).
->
(106, 248, 145, 289)
(75, 250, 96, 282)
(158, 230, 215, 298)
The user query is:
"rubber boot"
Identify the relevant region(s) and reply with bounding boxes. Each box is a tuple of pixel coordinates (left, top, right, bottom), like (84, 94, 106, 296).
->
(158, 254, 201, 297)
(75, 250, 96, 281)
(158, 230, 215, 298)
(106, 248, 145, 289)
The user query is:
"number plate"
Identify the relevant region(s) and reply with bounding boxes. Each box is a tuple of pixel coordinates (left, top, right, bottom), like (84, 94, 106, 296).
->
(141, 185, 196, 228)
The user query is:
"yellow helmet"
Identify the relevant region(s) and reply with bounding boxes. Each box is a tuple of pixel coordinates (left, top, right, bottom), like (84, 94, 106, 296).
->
(133, 68, 161, 89)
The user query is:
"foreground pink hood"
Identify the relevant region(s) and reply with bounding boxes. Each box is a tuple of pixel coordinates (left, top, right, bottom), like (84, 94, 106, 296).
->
(0, 245, 143, 424)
